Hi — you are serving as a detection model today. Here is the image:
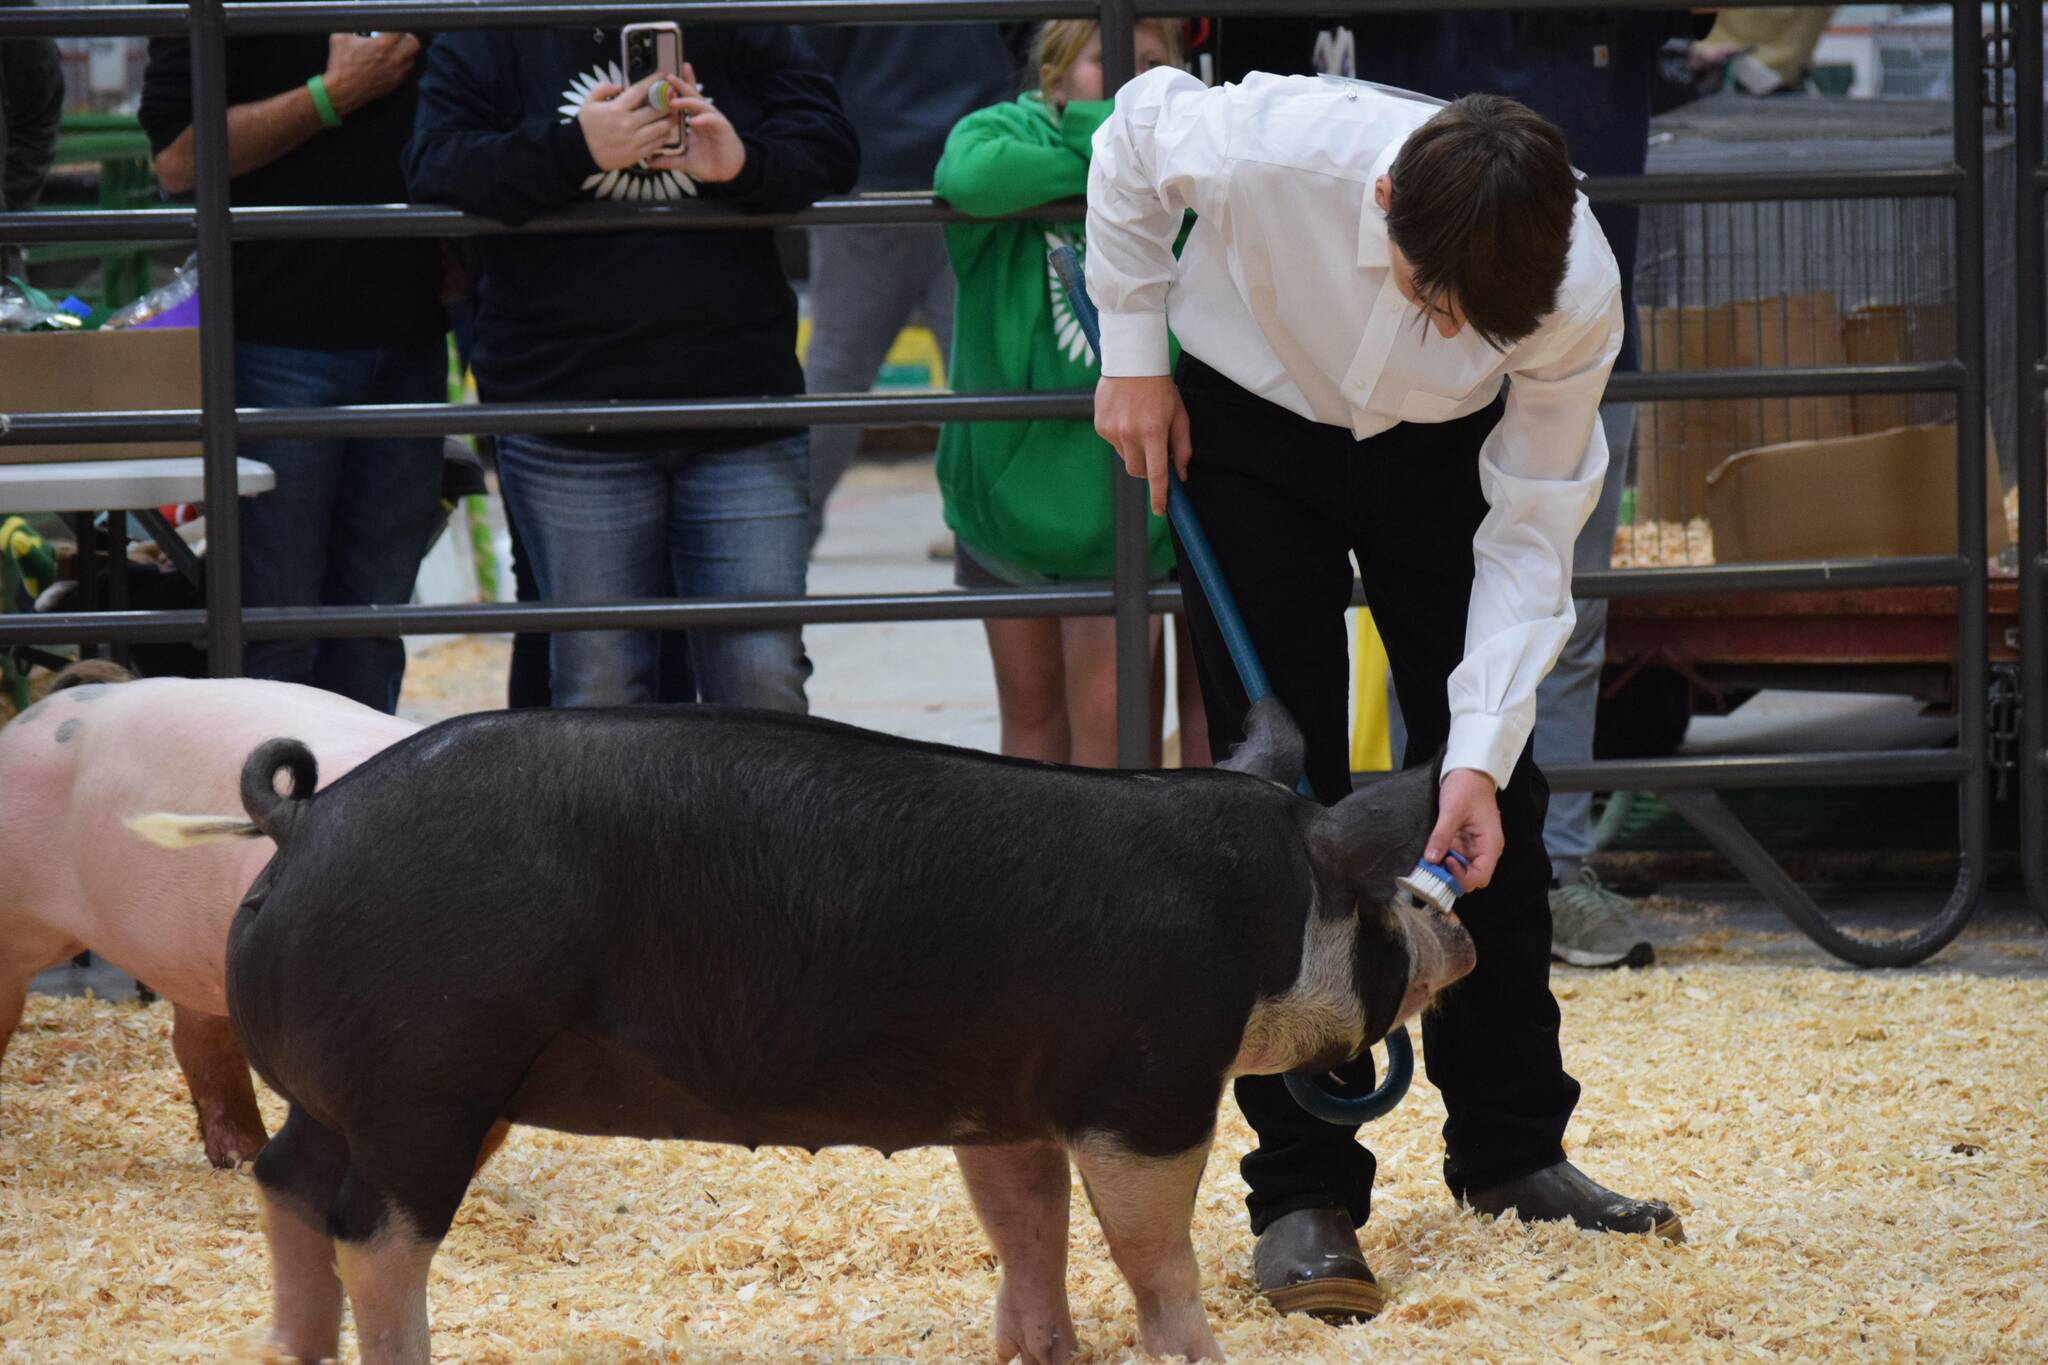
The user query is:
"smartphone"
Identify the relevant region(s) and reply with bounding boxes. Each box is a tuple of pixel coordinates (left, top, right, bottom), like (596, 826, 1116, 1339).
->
(622, 22, 686, 155)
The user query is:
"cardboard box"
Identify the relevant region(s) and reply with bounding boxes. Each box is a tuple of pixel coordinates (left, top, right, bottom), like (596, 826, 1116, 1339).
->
(0, 328, 200, 464)
(1842, 301, 1957, 435)
(1704, 422, 2008, 562)
(1636, 291, 1856, 522)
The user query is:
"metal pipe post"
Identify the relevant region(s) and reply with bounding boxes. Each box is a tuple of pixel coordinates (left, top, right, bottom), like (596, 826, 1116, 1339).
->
(2018, 0, 2048, 926)
(1098, 0, 1151, 767)
(189, 0, 244, 677)
(1941, 0, 1992, 940)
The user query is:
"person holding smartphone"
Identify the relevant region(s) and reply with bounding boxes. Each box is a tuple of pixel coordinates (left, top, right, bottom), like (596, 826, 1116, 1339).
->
(407, 26, 857, 711)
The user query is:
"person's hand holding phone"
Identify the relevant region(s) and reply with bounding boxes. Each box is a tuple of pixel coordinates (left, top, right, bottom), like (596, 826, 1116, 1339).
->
(577, 74, 681, 172)
(647, 63, 747, 183)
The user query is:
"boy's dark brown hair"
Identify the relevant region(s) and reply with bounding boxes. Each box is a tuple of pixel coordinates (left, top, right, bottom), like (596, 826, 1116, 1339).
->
(1386, 94, 1578, 351)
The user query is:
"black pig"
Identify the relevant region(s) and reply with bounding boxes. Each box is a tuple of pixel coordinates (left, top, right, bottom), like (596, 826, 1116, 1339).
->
(144, 698, 1474, 1364)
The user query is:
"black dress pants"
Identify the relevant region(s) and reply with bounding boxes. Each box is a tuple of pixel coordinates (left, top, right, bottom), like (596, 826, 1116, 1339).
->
(1171, 356, 1580, 1233)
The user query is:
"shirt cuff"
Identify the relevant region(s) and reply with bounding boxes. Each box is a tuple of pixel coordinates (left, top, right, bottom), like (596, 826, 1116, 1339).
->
(1098, 310, 1172, 378)
(1444, 711, 1525, 792)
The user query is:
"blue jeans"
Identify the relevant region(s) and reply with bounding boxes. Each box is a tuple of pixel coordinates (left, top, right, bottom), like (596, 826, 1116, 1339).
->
(494, 432, 811, 711)
(236, 340, 447, 713)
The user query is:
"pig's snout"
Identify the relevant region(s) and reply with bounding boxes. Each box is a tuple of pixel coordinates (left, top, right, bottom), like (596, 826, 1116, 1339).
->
(1389, 903, 1477, 1027)
(1426, 908, 1478, 987)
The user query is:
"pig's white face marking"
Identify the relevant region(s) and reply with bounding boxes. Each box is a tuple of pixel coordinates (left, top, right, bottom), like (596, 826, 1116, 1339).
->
(1385, 902, 1476, 1029)
(53, 719, 79, 744)
(1230, 889, 1365, 1078)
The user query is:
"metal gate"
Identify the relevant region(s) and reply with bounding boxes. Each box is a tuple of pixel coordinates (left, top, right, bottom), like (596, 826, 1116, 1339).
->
(0, 0, 1996, 966)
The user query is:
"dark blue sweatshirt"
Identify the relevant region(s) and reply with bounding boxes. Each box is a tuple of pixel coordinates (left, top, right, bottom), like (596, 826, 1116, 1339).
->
(407, 25, 859, 451)
(804, 24, 1017, 191)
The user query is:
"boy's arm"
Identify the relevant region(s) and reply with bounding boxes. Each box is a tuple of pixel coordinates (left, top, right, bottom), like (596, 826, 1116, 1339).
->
(1448, 289, 1625, 789)
(404, 31, 600, 227)
(1085, 66, 1234, 379)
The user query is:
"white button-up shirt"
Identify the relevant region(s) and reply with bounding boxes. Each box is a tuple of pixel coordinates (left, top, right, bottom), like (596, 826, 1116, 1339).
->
(1087, 68, 1624, 790)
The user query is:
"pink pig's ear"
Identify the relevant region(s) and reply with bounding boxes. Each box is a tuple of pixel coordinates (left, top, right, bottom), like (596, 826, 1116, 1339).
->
(1309, 748, 1443, 900)
(1216, 695, 1305, 789)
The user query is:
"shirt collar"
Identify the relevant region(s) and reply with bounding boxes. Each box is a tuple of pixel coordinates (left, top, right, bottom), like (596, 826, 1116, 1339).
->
(1357, 134, 1405, 269)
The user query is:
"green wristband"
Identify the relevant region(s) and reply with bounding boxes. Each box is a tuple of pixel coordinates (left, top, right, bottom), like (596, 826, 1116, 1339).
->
(307, 75, 342, 130)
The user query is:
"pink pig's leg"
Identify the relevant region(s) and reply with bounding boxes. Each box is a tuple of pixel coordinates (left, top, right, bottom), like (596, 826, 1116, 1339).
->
(954, 1142, 1080, 1365)
(171, 1005, 270, 1168)
(1071, 1134, 1224, 1363)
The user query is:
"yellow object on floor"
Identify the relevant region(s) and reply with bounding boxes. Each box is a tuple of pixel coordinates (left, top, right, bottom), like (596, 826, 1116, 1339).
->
(794, 319, 946, 385)
(1350, 608, 1392, 773)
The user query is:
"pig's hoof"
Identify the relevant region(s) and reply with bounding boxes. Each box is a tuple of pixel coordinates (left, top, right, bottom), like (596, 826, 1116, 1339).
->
(992, 1289, 1078, 1365)
(1253, 1208, 1385, 1323)
(203, 1124, 269, 1169)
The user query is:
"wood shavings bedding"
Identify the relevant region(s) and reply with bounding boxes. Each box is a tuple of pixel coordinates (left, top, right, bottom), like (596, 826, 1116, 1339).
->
(1612, 518, 1715, 569)
(4, 965, 2044, 1362)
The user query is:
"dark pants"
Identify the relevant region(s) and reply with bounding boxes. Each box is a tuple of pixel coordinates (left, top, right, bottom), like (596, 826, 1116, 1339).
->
(236, 340, 446, 713)
(1172, 356, 1581, 1234)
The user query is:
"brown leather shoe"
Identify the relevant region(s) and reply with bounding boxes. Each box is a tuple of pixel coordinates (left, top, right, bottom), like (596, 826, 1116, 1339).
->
(1466, 1161, 1686, 1243)
(1253, 1207, 1387, 1322)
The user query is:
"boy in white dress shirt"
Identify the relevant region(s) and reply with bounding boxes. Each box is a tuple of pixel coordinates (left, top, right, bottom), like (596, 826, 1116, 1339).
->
(1089, 70, 1682, 1320)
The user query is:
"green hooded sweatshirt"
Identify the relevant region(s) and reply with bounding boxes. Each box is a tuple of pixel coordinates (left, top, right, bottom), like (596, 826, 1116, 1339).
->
(934, 93, 1176, 582)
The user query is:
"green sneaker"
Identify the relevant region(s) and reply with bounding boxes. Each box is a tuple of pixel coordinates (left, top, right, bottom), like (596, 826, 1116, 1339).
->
(1549, 868, 1654, 969)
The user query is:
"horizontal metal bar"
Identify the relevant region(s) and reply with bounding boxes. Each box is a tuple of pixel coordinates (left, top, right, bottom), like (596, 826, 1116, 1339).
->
(224, 0, 1100, 33)
(0, 391, 1095, 446)
(0, 0, 1970, 38)
(1581, 166, 1962, 205)
(0, 6, 185, 38)
(0, 198, 1086, 246)
(0, 1, 1091, 38)
(1, 360, 1964, 448)
(0, 551, 1981, 650)
(1604, 362, 1962, 401)
(1147, 0, 1866, 13)
(0, 166, 1962, 247)
(0, 0, 1845, 40)
(1545, 749, 1969, 792)
(1577, 555, 1969, 598)
(0, 587, 1188, 646)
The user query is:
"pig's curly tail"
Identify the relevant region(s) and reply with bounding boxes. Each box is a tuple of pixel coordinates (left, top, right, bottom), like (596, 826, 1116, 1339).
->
(240, 737, 319, 846)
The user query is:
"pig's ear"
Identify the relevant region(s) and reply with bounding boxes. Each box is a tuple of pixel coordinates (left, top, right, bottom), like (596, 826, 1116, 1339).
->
(1216, 695, 1305, 788)
(1310, 747, 1443, 899)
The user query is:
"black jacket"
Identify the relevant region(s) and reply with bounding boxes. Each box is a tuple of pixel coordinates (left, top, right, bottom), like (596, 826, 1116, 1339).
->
(407, 25, 859, 451)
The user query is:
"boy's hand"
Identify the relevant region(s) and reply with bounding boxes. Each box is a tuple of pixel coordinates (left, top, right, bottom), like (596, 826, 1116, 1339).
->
(1095, 374, 1192, 516)
(647, 64, 747, 183)
(577, 73, 679, 172)
(1427, 769, 1504, 893)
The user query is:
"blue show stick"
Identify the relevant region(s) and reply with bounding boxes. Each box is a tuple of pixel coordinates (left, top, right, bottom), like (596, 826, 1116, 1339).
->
(1049, 245, 1413, 1126)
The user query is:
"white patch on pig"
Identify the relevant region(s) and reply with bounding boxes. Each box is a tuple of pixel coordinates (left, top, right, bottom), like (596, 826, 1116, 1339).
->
(1229, 890, 1364, 1078)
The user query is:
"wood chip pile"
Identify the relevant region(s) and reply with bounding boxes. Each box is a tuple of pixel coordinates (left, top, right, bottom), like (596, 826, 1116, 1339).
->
(4, 963, 2044, 1361)
(1612, 518, 1716, 570)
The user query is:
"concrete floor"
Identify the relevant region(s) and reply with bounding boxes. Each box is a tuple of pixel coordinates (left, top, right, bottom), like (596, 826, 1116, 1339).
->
(32, 455, 2047, 1000)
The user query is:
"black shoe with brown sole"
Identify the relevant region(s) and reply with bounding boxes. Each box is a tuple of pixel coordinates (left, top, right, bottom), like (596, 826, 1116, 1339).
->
(1466, 1160, 1686, 1244)
(1253, 1206, 1388, 1322)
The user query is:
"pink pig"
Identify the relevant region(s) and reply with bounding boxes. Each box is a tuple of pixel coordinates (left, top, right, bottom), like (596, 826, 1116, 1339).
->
(0, 665, 418, 1165)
